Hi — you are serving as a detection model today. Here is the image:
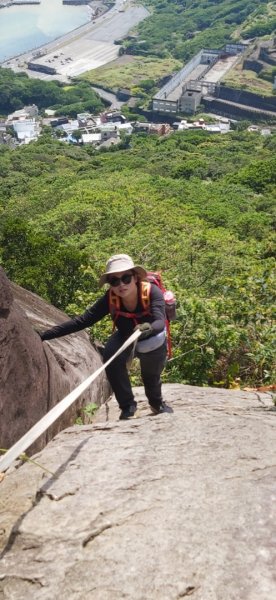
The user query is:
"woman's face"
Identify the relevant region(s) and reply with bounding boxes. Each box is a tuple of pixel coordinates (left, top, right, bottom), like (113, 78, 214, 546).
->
(108, 270, 138, 299)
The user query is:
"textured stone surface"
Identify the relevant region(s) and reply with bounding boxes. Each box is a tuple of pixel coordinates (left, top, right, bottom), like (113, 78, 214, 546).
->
(0, 267, 109, 453)
(0, 384, 275, 599)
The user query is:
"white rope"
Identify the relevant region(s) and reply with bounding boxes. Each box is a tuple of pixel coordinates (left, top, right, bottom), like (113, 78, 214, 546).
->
(0, 329, 141, 474)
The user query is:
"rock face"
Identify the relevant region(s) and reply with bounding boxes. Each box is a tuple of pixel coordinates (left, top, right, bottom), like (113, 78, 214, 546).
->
(0, 384, 275, 599)
(0, 267, 109, 454)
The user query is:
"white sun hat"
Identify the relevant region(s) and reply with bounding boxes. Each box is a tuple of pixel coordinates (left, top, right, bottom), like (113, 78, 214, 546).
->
(99, 254, 147, 287)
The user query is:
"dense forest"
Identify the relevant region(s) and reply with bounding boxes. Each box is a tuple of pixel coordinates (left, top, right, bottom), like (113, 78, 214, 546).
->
(0, 129, 275, 388)
(0, 68, 105, 116)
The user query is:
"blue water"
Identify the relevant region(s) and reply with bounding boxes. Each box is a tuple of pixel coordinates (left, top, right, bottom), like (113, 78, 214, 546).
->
(0, 0, 90, 62)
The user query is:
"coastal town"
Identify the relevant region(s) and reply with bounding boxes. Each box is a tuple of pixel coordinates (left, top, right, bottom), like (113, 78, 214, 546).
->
(2, 100, 275, 152)
(0, 102, 235, 149)
(0, 0, 275, 147)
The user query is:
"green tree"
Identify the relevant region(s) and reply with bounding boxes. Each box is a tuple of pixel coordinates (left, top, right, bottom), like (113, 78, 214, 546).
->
(0, 219, 91, 308)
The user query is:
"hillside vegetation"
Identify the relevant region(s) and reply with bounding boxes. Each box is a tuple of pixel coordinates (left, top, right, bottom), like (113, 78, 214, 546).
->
(80, 0, 275, 101)
(133, 0, 271, 60)
(0, 68, 105, 116)
(0, 130, 275, 388)
(79, 55, 182, 95)
(223, 62, 275, 96)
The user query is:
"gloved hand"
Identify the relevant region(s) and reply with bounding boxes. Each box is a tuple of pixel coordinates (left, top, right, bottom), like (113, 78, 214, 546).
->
(35, 330, 45, 341)
(134, 322, 153, 340)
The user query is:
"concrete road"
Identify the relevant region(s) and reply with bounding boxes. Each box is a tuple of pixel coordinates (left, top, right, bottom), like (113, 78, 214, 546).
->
(91, 86, 125, 109)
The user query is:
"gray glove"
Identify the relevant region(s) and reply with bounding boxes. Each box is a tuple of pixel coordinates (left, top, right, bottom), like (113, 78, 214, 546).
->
(135, 323, 153, 340)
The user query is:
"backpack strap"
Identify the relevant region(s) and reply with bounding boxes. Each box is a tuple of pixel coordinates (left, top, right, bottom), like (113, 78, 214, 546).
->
(166, 320, 172, 359)
(108, 282, 173, 357)
(109, 289, 121, 331)
(108, 282, 151, 330)
(109, 289, 121, 316)
(140, 281, 151, 311)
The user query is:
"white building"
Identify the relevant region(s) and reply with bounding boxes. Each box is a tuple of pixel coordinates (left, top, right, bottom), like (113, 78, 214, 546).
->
(7, 105, 39, 122)
(12, 118, 40, 143)
(59, 120, 80, 134)
(174, 118, 230, 134)
(82, 133, 101, 145)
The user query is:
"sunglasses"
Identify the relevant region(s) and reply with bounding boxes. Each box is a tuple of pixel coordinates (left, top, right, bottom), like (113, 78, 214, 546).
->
(108, 273, 134, 287)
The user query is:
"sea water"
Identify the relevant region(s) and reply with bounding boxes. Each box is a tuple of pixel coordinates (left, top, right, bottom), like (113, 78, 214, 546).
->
(0, 0, 90, 63)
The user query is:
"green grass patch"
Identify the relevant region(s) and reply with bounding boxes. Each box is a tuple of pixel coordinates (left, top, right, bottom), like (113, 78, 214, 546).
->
(79, 55, 182, 91)
(223, 64, 274, 96)
(234, 0, 276, 35)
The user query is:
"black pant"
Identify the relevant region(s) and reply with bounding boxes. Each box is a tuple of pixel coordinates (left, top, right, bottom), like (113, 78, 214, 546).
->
(103, 331, 167, 410)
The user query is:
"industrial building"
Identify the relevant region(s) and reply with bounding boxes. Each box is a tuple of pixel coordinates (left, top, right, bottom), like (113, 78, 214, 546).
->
(28, 62, 57, 75)
(152, 44, 246, 116)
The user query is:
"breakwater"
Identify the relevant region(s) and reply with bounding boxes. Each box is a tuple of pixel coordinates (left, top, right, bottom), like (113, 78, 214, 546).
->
(0, 0, 40, 7)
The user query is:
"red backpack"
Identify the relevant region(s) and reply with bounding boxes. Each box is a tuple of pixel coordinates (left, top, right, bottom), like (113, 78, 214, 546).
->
(109, 272, 176, 357)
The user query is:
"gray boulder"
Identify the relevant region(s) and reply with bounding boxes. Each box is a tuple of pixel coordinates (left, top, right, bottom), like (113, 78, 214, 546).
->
(0, 384, 275, 599)
(0, 267, 109, 454)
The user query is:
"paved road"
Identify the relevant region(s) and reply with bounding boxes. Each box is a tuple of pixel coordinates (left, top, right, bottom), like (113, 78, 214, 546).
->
(91, 86, 124, 109)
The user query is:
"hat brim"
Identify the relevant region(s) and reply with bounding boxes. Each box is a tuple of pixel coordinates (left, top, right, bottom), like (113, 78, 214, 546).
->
(99, 265, 147, 287)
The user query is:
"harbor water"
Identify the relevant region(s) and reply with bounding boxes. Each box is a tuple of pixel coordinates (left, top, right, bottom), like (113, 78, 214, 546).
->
(0, 0, 90, 63)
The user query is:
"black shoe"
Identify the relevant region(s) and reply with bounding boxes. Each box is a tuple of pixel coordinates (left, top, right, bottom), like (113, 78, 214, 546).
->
(119, 403, 137, 420)
(150, 402, 173, 415)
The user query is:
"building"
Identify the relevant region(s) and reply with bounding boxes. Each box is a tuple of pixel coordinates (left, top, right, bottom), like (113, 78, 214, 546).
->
(133, 122, 171, 135)
(6, 105, 40, 144)
(152, 44, 246, 116)
(58, 120, 79, 135)
(116, 88, 132, 101)
(77, 113, 98, 127)
(50, 117, 69, 127)
(82, 133, 102, 145)
(101, 111, 127, 124)
(173, 118, 230, 134)
(28, 62, 57, 75)
(7, 105, 39, 122)
(180, 89, 202, 114)
(152, 49, 220, 115)
(12, 118, 40, 143)
(81, 129, 120, 147)
(44, 109, 56, 117)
